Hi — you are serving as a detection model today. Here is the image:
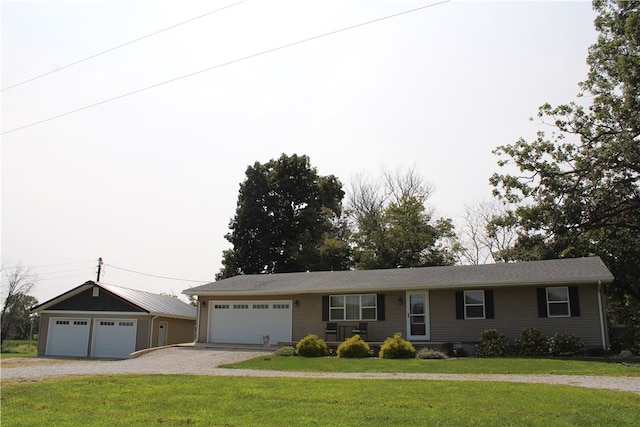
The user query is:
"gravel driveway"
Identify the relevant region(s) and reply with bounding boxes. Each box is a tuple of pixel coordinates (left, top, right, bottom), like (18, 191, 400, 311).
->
(2, 347, 639, 394)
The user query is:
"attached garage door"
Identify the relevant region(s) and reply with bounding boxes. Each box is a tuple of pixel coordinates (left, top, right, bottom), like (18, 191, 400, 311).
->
(209, 301, 292, 345)
(91, 319, 137, 359)
(46, 318, 90, 357)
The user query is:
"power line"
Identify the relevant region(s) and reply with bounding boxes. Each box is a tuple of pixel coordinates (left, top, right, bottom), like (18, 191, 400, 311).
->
(2, 0, 450, 136)
(104, 264, 211, 283)
(32, 260, 95, 268)
(38, 273, 94, 282)
(1, 0, 248, 92)
(34, 267, 94, 276)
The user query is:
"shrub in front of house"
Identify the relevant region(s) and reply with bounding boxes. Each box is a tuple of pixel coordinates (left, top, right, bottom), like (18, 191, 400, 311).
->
(274, 346, 295, 356)
(379, 332, 416, 359)
(514, 327, 547, 356)
(295, 334, 328, 357)
(337, 334, 371, 358)
(476, 329, 511, 357)
(547, 333, 585, 356)
(416, 348, 448, 360)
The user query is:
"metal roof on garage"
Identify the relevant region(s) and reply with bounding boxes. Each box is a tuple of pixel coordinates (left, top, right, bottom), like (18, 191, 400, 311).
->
(32, 281, 197, 319)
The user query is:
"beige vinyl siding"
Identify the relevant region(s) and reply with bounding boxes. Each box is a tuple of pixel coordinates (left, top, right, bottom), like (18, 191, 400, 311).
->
(150, 317, 195, 347)
(293, 292, 406, 342)
(430, 284, 604, 347)
(197, 285, 604, 347)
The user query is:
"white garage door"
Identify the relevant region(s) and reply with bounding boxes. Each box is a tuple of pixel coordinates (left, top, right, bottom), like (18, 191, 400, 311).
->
(46, 318, 90, 357)
(91, 319, 137, 359)
(209, 301, 292, 345)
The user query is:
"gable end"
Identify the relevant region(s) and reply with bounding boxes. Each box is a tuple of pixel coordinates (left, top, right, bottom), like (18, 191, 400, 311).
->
(48, 286, 147, 313)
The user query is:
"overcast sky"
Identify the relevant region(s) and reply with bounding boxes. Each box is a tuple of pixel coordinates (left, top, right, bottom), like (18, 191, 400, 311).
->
(2, 0, 597, 304)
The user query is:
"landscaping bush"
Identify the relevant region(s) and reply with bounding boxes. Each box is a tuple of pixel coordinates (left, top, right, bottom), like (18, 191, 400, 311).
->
(476, 329, 511, 357)
(514, 328, 547, 356)
(337, 334, 371, 358)
(416, 348, 448, 360)
(547, 333, 585, 356)
(295, 334, 328, 357)
(379, 333, 415, 359)
(274, 346, 295, 356)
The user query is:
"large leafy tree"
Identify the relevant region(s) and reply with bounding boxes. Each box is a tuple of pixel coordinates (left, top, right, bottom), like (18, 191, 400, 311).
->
(217, 154, 350, 279)
(490, 0, 639, 349)
(1, 263, 39, 342)
(348, 168, 458, 269)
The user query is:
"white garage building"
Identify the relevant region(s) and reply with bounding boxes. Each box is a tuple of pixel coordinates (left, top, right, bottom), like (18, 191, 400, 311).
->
(32, 281, 197, 359)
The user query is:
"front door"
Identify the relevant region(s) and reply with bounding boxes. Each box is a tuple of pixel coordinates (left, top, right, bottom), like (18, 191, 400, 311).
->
(158, 322, 168, 346)
(406, 291, 430, 340)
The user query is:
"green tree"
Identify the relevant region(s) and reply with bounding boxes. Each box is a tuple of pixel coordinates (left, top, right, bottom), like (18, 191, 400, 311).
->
(348, 167, 458, 269)
(490, 0, 640, 350)
(217, 154, 350, 279)
(1, 263, 39, 342)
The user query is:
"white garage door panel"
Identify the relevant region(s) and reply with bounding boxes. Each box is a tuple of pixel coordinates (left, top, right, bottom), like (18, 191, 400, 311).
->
(92, 319, 137, 359)
(210, 301, 292, 344)
(46, 318, 90, 357)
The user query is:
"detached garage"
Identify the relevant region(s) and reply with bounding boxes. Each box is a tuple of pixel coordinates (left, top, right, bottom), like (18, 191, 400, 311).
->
(32, 281, 197, 359)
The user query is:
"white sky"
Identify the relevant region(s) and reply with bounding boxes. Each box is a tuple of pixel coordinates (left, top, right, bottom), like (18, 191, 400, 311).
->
(2, 0, 597, 304)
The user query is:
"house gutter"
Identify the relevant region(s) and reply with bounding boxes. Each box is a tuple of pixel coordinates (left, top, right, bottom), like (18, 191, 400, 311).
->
(597, 280, 607, 350)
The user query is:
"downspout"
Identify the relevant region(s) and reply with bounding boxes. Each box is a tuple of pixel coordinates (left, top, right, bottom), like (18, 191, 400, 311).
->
(149, 315, 159, 348)
(195, 298, 201, 343)
(597, 280, 607, 350)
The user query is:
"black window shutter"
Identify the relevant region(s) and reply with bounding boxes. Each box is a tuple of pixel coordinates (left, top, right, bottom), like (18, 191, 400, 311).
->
(536, 288, 548, 318)
(455, 291, 464, 319)
(485, 290, 494, 319)
(322, 295, 329, 321)
(377, 294, 385, 321)
(569, 286, 581, 317)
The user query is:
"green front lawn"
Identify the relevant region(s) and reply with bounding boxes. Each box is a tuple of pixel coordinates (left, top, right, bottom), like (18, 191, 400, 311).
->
(2, 375, 639, 426)
(224, 354, 640, 376)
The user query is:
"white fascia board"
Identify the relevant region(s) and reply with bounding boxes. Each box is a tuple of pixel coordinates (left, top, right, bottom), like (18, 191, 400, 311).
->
(39, 310, 149, 316)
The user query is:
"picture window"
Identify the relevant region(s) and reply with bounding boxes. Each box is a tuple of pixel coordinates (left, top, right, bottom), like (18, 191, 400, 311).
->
(329, 294, 377, 321)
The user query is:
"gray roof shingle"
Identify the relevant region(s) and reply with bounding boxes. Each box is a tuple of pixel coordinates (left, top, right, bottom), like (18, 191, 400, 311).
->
(184, 257, 613, 296)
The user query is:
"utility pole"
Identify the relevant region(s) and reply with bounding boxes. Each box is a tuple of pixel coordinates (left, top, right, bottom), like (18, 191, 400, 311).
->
(96, 257, 103, 282)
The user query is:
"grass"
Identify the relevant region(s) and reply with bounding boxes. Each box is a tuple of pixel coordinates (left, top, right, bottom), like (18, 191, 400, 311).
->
(2, 375, 639, 426)
(0, 340, 37, 359)
(223, 354, 640, 376)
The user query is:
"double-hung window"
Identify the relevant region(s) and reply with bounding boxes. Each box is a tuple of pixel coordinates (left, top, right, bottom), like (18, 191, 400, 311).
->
(464, 290, 485, 319)
(546, 287, 570, 317)
(329, 294, 377, 321)
(456, 290, 494, 320)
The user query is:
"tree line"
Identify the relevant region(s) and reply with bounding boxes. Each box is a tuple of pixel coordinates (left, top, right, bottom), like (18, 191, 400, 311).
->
(3, 1, 636, 352)
(218, 0, 639, 352)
